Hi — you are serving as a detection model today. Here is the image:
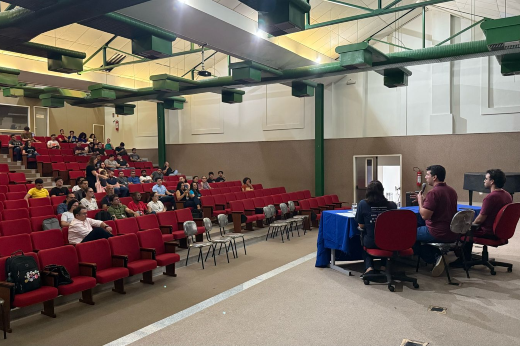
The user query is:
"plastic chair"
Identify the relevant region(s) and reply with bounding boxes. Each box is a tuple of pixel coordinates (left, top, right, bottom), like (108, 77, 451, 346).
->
(203, 217, 233, 262)
(184, 220, 215, 269)
(217, 214, 246, 256)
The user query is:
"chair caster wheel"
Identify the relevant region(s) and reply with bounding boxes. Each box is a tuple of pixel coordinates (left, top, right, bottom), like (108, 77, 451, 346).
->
(491, 271, 496, 276)
(507, 268, 512, 273)
(363, 280, 370, 285)
(413, 282, 419, 289)
(388, 285, 395, 292)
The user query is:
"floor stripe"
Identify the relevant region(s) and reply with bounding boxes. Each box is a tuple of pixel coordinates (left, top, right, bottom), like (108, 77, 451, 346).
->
(104, 251, 317, 346)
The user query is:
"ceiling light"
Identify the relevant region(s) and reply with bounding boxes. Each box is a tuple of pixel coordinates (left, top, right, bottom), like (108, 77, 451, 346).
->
(316, 57, 321, 63)
(255, 29, 266, 38)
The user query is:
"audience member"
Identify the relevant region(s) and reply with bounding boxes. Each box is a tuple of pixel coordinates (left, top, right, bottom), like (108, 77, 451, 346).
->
(140, 169, 153, 183)
(88, 133, 96, 143)
(151, 168, 164, 182)
(128, 170, 140, 184)
(47, 134, 61, 149)
(86, 156, 100, 191)
(68, 130, 77, 143)
(57, 129, 68, 143)
(148, 192, 166, 214)
(192, 176, 200, 187)
(74, 179, 89, 201)
(105, 155, 120, 170)
(189, 182, 202, 210)
(104, 138, 113, 150)
(97, 169, 109, 192)
(108, 195, 136, 219)
(22, 140, 38, 159)
(78, 132, 87, 143)
(175, 181, 198, 210)
(80, 188, 98, 211)
(72, 177, 85, 192)
(128, 192, 147, 216)
(68, 206, 113, 244)
(61, 199, 79, 227)
(215, 170, 226, 182)
(74, 142, 88, 155)
(57, 193, 75, 214)
(116, 154, 129, 168)
(87, 142, 96, 155)
(25, 178, 49, 200)
(97, 161, 106, 171)
(21, 126, 39, 143)
(115, 142, 128, 156)
(117, 171, 129, 187)
(50, 177, 69, 196)
(8, 134, 23, 161)
(152, 179, 175, 207)
(200, 176, 211, 190)
(207, 172, 215, 183)
(101, 186, 115, 210)
(129, 148, 141, 162)
(413, 165, 458, 276)
(93, 142, 105, 155)
(242, 177, 254, 191)
(106, 170, 129, 197)
(162, 161, 175, 176)
(355, 181, 397, 276)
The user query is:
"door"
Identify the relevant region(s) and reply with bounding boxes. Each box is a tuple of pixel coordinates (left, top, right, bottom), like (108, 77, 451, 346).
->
(354, 156, 377, 203)
(93, 124, 104, 142)
(34, 107, 49, 136)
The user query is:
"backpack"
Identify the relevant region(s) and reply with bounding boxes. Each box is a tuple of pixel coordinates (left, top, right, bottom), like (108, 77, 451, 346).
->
(95, 210, 113, 221)
(42, 217, 60, 230)
(6, 251, 41, 302)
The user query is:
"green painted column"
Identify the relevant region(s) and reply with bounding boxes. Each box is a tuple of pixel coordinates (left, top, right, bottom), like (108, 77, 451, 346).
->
(315, 83, 324, 197)
(157, 102, 166, 167)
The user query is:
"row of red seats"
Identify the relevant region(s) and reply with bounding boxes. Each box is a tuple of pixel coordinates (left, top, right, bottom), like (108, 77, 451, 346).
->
(201, 186, 282, 198)
(208, 181, 242, 188)
(0, 231, 180, 332)
(0, 172, 30, 185)
(299, 196, 349, 228)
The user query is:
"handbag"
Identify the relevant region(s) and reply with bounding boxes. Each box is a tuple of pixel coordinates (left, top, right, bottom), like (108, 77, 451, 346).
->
(95, 177, 105, 193)
(44, 264, 73, 286)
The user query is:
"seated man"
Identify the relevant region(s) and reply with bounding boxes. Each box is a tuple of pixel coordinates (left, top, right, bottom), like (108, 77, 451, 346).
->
(207, 172, 215, 183)
(151, 168, 164, 182)
(451, 169, 512, 267)
(414, 165, 458, 276)
(139, 169, 153, 184)
(8, 134, 23, 161)
(74, 179, 89, 201)
(50, 177, 69, 196)
(152, 178, 175, 207)
(21, 126, 40, 144)
(68, 206, 113, 244)
(215, 170, 226, 182)
(72, 177, 85, 192)
(25, 178, 49, 200)
(115, 142, 128, 156)
(116, 154, 130, 169)
(129, 148, 141, 162)
(104, 154, 120, 170)
(106, 170, 129, 197)
(57, 129, 68, 143)
(128, 192, 147, 216)
(107, 195, 137, 219)
(93, 142, 105, 156)
(68, 130, 77, 143)
(22, 140, 39, 159)
(57, 193, 76, 214)
(74, 142, 87, 156)
(101, 186, 116, 210)
(117, 170, 129, 187)
(127, 170, 140, 184)
(47, 134, 61, 149)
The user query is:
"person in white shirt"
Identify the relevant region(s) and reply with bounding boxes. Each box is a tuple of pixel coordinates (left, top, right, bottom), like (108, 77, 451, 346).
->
(68, 206, 113, 244)
(61, 200, 79, 227)
(47, 134, 61, 149)
(72, 177, 85, 192)
(80, 188, 99, 211)
(147, 192, 165, 214)
(139, 169, 153, 183)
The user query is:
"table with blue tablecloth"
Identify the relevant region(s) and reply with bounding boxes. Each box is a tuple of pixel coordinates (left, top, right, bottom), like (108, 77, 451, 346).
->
(315, 204, 481, 269)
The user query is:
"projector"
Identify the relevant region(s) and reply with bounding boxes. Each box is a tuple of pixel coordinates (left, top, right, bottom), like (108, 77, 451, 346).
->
(198, 70, 212, 77)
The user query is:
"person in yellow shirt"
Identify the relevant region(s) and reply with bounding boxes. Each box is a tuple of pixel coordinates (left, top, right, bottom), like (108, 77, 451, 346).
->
(25, 178, 49, 200)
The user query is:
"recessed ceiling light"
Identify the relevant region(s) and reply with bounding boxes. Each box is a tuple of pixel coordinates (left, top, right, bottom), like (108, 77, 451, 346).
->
(316, 57, 321, 63)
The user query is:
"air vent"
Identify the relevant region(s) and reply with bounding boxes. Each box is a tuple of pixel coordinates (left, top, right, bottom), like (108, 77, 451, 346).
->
(481, 16, 520, 51)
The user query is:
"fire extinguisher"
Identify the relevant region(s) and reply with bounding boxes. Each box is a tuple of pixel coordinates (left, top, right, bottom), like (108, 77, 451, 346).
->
(115, 120, 120, 132)
(413, 167, 422, 187)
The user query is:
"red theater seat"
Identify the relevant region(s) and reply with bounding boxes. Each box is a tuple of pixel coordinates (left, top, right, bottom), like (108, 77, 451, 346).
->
(8, 184, 27, 193)
(0, 218, 32, 236)
(175, 209, 205, 236)
(156, 211, 186, 241)
(8, 172, 29, 184)
(29, 198, 51, 207)
(136, 214, 174, 242)
(6, 192, 27, 200)
(201, 196, 229, 219)
(4, 199, 28, 209)
(229, 200, 264, 233)
(2, 208, 29, 221)
(31, 229, 65, 251)
(31, 216, 60, 232)
(137, 229, 180, 277)
(30, 205, 55, 218)
(0, 233, 33, 256)
(109, 234, 157, 284)
(114, 218, 139, 235)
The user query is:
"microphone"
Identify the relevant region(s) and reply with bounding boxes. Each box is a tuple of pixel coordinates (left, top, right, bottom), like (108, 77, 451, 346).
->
(420, 183, 427, 194)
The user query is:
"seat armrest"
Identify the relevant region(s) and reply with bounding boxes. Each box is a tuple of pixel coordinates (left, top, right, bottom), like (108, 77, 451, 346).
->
(159, 225, 172, 234)
(112, 255, 128, 267)
(79, 262, 97, 277)
(41, 271, 59, 287)
(232, 211, 243, 214)
(244, 209, 255, 216)
(165, 241, 177, 253)
(215, 204, 226, 209)
(194, 218, 204, 227)
(140, 248, 156, 260)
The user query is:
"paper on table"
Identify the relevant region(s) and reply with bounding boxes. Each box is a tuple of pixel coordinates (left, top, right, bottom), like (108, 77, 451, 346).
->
(337, 212, 355, 217)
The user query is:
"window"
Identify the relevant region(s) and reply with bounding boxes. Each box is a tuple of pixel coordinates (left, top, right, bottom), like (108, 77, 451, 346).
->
(0, 104, 29, 131)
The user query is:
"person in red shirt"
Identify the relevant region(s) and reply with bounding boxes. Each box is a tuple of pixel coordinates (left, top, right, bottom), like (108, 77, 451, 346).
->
(414, 165, 458, 276)
(57, 129, 68, 143)
(451, 169, 512, 268)
(127, 192, 147, 216)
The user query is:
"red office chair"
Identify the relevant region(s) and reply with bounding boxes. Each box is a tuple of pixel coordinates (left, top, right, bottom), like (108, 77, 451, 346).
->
(462, 203, 520, 275)
(362, 210, 419, 292)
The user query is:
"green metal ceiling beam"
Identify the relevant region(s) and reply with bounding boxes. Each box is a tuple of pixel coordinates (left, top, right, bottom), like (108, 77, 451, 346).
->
(436, 19, 484, 46)
(368, 38, 411, 51)
(325, 0, 373, 12)
(306, 0, 453, 30)
(384, 0, 402, 9)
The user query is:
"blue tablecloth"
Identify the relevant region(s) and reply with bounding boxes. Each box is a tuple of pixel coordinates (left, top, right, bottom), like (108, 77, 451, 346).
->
(315, 204, 482, 268)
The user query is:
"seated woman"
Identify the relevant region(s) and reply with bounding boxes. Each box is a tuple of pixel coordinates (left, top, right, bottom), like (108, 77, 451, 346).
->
(175, 181, 200, 210)
(61, 199, 79, 227)
(128, 192, 147, 216)
(78, 132, 88, 143)
(96, 169, 109, 193)
(147, 192, 166, 214)
(242, 177, 254, 191)
(355, 180, 397, 276)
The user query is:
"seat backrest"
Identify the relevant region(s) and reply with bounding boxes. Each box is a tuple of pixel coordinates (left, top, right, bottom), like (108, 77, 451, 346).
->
(230, 186, 241, 193)
(217, 214, 228, 228)
(229, 200, 245, 212)
(76, 239, 113, 271)
(493, 203, 520, 240)
(142, 183, 154, 192)
(252, 184, 263, 190)
(51, 196, 65, 206)
(211, 188, 221, 196)
(280, 203, 289, 214)
(176, 208, 194, 223)
(52, 162, 67, 171)
(137, 229, 165, 255)
(323, 195, 333, 205)
(200, 196, 214, 207)
(253, 197, 265, 208)
(221, 188, 231, 194)
(263, 196, 274, 205)
(263, 206, 272, 219)
(271, 194, 283, 204)
(234, 192, 246, 200)
(120, 197, 132, 206)
(4, 199, 28, 209)
(308, 198, 319, 209)
(128, 184, 143, 193)
(224, 193, 236, 203)
(1, 218, 32, 236)
(2, 208, 29, 221)
(30, 229, 64, 251)
(316, 196, 327, 206)
(136, 214, 160, 230)
(8, 184, 27, 193)
(450, 210, 475, 234)
(203, 217, 212, 232)
(38, 245, 79, 277)
(200, 189, 211, 197)
(213, 194, 226, 206)
(183, 220, 198, 237)
(31, 216, 59, 232)
(6, 192, 28, 200)
(30, 205, 55, 218)
(374, 210, 417, 251)
(8, 173, 26, 183)
(281, 193, 291, 203)
(303, 190, 312, 199)
(29, 197, 51, 207)
(114, 217, 139, 235)
(299, 199, 311, 210)
(288, 201, 296, 212)
(244, 191, 255, 199)
(253, 190, 264, 198)
(69, 171, 85, 179)
(157, 211, 179, 231)
(0, 234, 33, 256)
(65, 163, 80, 171)
(109, 233, 141, 263)
(0, 174, 8, 185)
(296, 191, 306, 200)
(242, 199, 255, 210)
